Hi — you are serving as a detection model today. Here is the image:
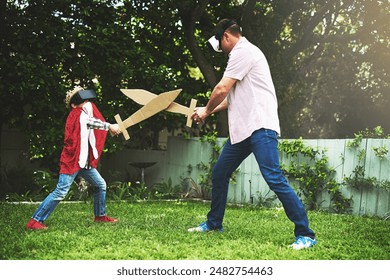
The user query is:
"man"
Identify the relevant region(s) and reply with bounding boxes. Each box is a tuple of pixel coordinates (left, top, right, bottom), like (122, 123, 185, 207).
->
(188, 19, 316, 250)
(26, 86, 121, 230)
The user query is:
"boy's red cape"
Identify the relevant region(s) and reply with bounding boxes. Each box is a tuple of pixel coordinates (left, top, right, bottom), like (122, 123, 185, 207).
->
(59, 102, 107, 174)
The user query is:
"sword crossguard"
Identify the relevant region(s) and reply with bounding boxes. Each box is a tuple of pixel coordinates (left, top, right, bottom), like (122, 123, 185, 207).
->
(115, 114, 130, 140)
(186, 99, 197, 127)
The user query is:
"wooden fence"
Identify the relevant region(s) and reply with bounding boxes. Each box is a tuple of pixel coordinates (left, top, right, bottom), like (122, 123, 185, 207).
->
(102, 136, 390, 217)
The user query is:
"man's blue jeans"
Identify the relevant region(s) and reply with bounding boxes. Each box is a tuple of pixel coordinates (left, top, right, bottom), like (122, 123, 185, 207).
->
(31, 168, 107, 222)
(207, 128, 315, 238)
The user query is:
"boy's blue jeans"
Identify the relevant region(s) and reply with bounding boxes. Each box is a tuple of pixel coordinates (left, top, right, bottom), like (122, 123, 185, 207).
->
(206, 128, 315, 238)
(32, 168, 107, 222)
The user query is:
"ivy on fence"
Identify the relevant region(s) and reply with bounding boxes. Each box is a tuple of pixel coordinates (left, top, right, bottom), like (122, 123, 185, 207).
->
(344, 126, 390, 191)
(278, 126, 390, 215)
(278, 138, 352, 213)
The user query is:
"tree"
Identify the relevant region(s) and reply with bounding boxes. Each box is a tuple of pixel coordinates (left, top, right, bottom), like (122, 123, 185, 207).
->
(1, 0, 211, 174)
(240, 0, 390, 138)
(1, 0, 388, 177)
(174, 0, 389, 138)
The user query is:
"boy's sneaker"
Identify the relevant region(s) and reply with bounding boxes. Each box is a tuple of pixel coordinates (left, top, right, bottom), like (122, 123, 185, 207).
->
(26, 219, 48, 230)
(188, 221, 224, 233)
(94, 215, 118, 223)
(291, 235, 317, 250)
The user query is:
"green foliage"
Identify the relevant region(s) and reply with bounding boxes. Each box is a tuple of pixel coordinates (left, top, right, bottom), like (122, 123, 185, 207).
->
(2, 0, 389, 178)
(347, 126, 390, 149)
(1, 165, 188, 202)
(2, 169, 91, 202)
(1, 0, 214, 170)
(151, 178, 182, 200)
(344, 126, 390, 191)
(347, 126, 390, 161)
(193, 132, 226, 200)
(181, 176, 208, 199)
(106, 181, 133, 201)
(373, 146, 389, 160)
(1, 167, 56, 201)
(274, 1, 390, 138)
(277, 128, 390, 214)
(344, 172, 390, 192)
(1, 165, 35, 200)
(278, 138, 351, 213)
(255, 190, 277, 209)
(106, 181, 153, 201)
(346, 132, 364, 149)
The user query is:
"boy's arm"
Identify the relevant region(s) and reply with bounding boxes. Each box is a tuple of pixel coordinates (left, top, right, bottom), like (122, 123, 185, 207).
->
(87, 117, 122, 136)
(86, 117, 110, 130)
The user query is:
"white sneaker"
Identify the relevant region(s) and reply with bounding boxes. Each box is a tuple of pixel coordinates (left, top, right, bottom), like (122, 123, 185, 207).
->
(187, 221, 224, 232)
(291, 236, 317, 250)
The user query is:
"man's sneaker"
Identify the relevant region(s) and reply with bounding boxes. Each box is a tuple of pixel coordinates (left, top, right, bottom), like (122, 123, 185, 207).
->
(26, 219, 48, 230)
(94, 215, 118, 223)
(291, 235, 317, 250)
(188, 221, 224, 233)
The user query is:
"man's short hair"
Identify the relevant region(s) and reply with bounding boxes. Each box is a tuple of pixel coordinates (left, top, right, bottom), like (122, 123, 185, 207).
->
(214, 19, 241, 40)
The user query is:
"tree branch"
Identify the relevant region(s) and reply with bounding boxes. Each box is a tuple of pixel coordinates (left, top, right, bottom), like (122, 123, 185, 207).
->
(287, 0, 340, 58)
(178, 1, 220, 87)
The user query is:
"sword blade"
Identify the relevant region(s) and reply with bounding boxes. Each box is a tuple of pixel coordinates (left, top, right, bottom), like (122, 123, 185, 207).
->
(121, 89, 193, 116)
(120, 89, 156, 105)
(121, 89, 181, 128)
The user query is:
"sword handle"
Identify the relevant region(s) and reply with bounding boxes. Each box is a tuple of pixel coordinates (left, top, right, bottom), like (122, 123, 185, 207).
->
(186, 99, 197, 127)
(115, 114, 130, 140)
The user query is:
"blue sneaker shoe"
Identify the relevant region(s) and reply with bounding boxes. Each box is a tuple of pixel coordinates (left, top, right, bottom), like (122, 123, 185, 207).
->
(188, 221, 224, 233)
(291, 235, 317, 250)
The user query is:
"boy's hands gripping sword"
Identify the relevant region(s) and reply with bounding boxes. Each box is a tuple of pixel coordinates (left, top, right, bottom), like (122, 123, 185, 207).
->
(115, 89, 182, 140)
(120, 89, 197, 127)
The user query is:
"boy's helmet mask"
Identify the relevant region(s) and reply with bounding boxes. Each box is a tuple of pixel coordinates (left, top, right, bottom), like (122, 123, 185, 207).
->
(65, 86, 96, 108)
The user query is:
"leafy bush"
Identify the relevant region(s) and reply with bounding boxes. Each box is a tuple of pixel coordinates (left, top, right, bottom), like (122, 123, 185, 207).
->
(151, 178, 183, 199)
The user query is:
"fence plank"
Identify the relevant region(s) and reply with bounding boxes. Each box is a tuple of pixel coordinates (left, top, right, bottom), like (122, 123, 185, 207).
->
(109, 137, 390, 217)
(364, 139, 381, 216)
(316, 139, 346, 210)
(342, 139, 365, 215)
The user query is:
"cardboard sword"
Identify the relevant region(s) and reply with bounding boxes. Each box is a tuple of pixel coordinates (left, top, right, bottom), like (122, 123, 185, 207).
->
(115, 89, 182, 140)
(120, 89, 197, 127)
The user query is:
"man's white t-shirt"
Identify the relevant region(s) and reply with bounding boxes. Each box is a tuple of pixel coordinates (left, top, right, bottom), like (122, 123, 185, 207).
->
(224, 37, 281, 144)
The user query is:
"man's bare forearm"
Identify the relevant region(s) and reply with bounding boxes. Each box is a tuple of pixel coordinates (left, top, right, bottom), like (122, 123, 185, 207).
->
(210, 98, 228, 114)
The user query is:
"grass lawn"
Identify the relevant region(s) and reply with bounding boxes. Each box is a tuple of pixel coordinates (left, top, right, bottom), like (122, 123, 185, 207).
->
(0, 200, 389, 260)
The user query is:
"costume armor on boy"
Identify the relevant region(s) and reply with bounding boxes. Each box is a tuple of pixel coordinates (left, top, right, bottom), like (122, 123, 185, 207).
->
(60, 101, 107, 174)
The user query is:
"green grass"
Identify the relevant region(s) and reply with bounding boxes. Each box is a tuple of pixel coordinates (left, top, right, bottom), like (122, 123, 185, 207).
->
(0, 201, 389, 260)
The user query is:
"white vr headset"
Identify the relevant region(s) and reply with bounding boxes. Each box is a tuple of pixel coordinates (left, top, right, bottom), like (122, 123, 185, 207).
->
(208, 36, 222, 53)
(207, 20, 241, 53)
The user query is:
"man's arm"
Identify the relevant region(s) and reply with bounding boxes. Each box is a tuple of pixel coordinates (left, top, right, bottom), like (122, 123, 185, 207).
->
(192, 77, 237, 122)
(205, 76, 236, 115)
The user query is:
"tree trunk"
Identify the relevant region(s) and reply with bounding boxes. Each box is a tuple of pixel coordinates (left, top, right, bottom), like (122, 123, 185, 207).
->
(178, 1, 229, 136)
(0, 0, 6, 187)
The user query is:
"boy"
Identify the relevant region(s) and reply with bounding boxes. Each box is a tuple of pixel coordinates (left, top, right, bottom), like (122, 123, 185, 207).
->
(26, 86, 121, 230)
